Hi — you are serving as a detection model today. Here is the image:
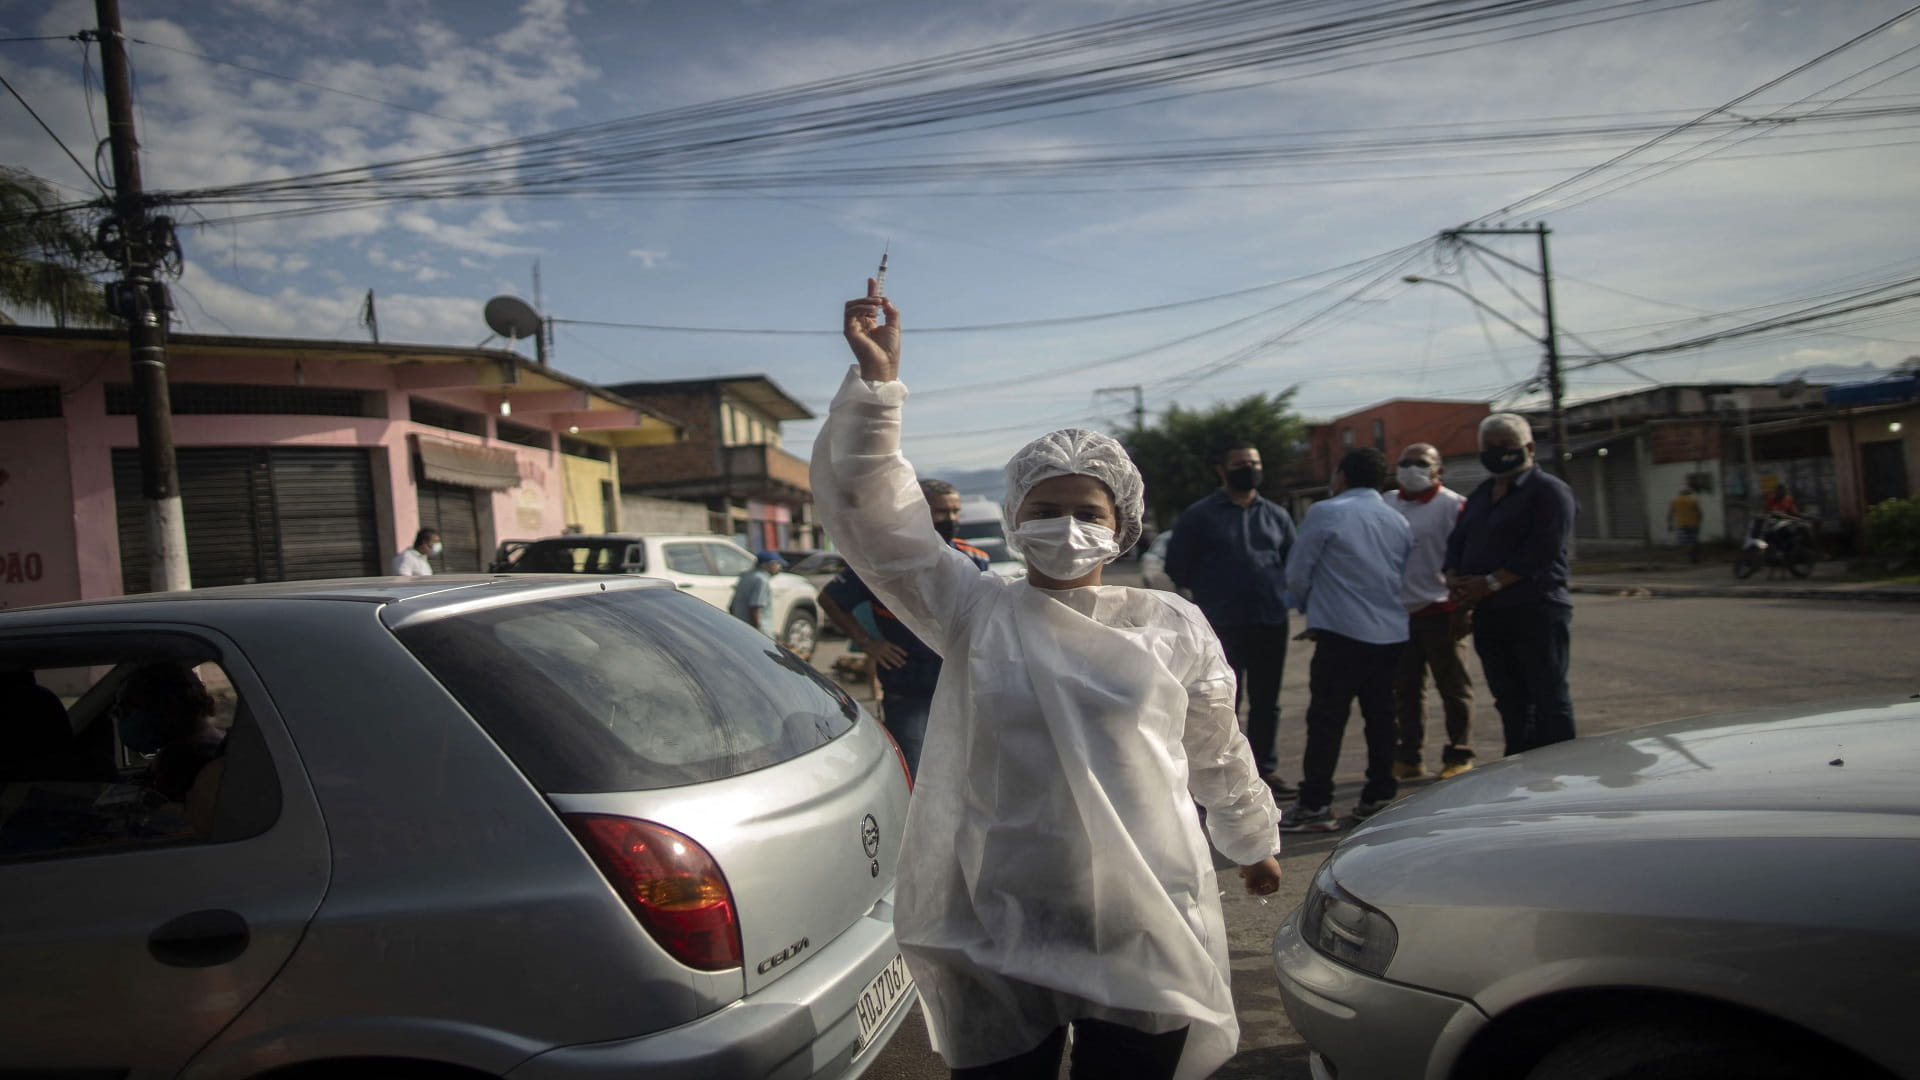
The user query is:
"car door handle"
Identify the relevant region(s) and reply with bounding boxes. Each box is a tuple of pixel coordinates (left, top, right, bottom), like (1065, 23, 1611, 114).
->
(677, 582, 695, 589)
(149, 909, 250, 968)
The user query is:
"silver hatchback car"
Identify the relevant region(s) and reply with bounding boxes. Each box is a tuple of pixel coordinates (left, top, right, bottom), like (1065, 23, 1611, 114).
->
(1273, 696, 1920, 1080)
(0, 576, 916, 1079)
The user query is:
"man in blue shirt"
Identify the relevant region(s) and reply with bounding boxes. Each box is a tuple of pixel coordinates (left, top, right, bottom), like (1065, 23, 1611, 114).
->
(729, 550, 786, 637)
(819, 478, 989, 779)
(1165, 439, 1298, 794)
(1279, 448, 1412, 833)
(1445, 412, 1578, 755)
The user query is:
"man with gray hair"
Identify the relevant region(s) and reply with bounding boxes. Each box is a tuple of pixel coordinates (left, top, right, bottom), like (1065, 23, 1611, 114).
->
(1444, 413, 1578, 755)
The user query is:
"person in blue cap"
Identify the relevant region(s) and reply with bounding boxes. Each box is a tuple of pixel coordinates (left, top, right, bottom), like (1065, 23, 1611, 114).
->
(729, 549, 786, 638)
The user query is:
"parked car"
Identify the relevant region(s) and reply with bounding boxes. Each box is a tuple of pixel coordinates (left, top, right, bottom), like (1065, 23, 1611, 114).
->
(791, 550, 851, 588)
(0, 576, 916, 1079)
(1272, 696, 1920, 1080)
(492, 533, 821, 659)
(962, 536, 1026, 580)
(1138, 531, 1176, 592)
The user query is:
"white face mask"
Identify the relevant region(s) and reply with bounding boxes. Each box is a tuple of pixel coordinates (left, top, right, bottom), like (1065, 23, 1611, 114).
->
(1396, 465, 1435, 494)
(1011, 516, 1120, 581)
(430, 541, 444, 556)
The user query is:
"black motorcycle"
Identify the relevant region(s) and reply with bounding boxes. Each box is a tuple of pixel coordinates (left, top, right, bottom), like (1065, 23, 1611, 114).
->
(1734, 513, 1817, 579)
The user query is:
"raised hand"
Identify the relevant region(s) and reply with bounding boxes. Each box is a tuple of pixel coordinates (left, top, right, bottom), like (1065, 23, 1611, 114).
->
(843, 277, 901, 383)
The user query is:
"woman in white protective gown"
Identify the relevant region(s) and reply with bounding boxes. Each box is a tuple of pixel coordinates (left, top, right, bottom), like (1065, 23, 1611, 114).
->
(813, 281, 1285, 1079)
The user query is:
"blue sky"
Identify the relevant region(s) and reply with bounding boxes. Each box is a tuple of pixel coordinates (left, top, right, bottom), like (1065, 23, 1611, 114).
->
(4, 0, 1918, 472)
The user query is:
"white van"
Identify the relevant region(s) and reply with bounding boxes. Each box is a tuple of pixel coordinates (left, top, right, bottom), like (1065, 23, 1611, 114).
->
(952, 498, 1023, 579)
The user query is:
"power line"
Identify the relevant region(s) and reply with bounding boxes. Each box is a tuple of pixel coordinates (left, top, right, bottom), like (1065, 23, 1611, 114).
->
(0, 71, 110, 196)
(1477, 2, 1920, 222)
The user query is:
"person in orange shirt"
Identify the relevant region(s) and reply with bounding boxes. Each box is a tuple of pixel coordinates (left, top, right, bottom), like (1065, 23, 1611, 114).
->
(1668, 487, 1702, 563)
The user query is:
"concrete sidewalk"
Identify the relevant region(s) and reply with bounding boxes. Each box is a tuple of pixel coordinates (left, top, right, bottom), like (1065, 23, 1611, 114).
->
(1570, 559, 1920, 602)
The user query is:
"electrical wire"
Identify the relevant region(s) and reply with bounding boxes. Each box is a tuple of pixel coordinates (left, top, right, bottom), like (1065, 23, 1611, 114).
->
(1475, 2, 1920, 222)
(0, 71, 111, 196)
(158, 0, 1725, 222)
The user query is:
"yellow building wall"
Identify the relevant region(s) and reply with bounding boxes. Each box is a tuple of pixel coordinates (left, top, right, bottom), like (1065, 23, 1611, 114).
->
(561, 451, 620, 532)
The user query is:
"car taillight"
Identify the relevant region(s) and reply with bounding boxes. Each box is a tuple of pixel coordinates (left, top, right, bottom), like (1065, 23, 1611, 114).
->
(875, 716, 913, 792)
(564, 815, 743, 972)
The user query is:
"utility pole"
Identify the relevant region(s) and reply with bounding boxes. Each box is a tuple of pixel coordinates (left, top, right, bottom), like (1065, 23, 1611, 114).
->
(94, 0, 190, 591)
(1097, 384, 1146, 431)
(1440, 223, 1568, 478)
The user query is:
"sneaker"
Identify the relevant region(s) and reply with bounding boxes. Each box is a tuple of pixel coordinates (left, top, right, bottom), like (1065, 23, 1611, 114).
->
(1279, 803, 1341, 833)
(1351, 798, 1395, 822)
(1438, 760, 1475, 780)
(1391, 761, 1428, 781)
(1262, 773, 1298, 797)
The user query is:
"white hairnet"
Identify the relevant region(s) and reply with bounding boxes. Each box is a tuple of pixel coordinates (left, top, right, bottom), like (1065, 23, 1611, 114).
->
(1002, 428, 1145, 556)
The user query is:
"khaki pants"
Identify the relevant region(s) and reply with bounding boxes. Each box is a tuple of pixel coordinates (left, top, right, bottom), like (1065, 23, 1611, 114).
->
(1394, 610, 1475, 765)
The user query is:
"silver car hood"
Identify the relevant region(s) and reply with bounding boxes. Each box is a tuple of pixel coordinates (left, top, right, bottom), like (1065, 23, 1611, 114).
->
(1354, 694, 1920, 828)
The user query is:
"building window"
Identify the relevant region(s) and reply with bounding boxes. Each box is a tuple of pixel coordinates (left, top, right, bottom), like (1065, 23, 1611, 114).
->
(1372, 419, 1385, 450)
(108, 383, 380, 418)
(1342, 428, 1354, 448)
(409, 397, 486, 436)
(560, 435, 612, 463)
(495, 419, 550, 450)
(0, 386, 61, 420)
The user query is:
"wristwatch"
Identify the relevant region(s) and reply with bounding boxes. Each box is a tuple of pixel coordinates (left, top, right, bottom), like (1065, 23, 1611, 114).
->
(1484, 573, 1504, 593)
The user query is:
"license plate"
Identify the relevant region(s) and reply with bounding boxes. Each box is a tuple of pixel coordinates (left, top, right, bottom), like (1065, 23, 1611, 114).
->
(853, 953, 914, 1055)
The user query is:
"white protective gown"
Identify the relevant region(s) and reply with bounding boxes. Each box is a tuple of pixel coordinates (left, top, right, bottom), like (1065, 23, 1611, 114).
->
(811, 367, 1282, 1078)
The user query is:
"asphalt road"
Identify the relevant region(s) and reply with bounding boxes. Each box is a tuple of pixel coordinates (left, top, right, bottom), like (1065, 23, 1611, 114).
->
(819, 586, 1920, 1079)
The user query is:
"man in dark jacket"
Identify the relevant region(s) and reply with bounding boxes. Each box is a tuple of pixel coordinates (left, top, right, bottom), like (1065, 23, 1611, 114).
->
(1445, 413, 1578, 755)
(1165, 439, 1298, 794)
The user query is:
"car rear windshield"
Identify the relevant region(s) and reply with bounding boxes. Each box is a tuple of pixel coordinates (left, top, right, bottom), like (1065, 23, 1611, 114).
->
(393, 588, 859, 792)
(502, 540, 634, 573)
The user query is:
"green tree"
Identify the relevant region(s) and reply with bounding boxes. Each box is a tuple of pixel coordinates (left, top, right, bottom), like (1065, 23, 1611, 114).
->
(0, 167, 114, 327)
(1121, 389, 1307, 529)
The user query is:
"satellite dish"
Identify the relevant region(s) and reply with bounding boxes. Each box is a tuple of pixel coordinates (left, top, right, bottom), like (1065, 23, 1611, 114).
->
(484, 295, 542, 340)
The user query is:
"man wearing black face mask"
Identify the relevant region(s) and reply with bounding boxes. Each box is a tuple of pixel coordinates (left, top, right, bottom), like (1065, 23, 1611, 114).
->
(1165, 440, 1299, 795)
(1444, 413, 1578, 755)
(819, 477, 988, 778)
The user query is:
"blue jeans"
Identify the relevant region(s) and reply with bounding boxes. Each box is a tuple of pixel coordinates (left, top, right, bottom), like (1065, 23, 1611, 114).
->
(881, 693, 933, 779)
(1471, 603, 1575, 755)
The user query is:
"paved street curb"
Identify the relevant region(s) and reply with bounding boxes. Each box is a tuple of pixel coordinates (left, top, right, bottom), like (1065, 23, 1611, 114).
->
(1570, 581, 1920, 603)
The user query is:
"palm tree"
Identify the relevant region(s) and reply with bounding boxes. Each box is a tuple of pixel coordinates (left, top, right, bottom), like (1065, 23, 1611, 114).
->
(0, 167, 114, 327)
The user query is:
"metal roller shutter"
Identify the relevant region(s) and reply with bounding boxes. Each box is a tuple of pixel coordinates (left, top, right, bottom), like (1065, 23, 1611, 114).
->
(270, 448, 380, 580)
(113, 447, 377, 593)
(1568, 457, 1602, 540)
(416, 481, 483, 572)
(1604, 453, 1648, 540)
(114, 448, 275, 593)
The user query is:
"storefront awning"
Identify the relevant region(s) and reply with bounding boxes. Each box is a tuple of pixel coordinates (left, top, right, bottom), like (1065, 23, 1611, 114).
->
(415, 435, 521, 490)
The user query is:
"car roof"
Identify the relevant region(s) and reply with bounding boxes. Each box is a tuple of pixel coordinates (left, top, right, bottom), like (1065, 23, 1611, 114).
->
(513, 534, 735, 544)
(0, 574, 676, 625)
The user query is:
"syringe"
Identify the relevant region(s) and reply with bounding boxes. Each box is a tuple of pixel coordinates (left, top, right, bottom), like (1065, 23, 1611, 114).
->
(875, 241, 890, 296)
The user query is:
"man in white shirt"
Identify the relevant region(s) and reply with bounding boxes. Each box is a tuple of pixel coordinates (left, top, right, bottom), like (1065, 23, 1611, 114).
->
(1390, 443, 1475, 781)
(392, 529, 439, 576)
(1280, 447, 1412, 833)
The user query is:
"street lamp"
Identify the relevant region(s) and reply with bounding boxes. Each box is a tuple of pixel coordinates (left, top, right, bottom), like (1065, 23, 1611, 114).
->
(1404, 273, 1569, 477)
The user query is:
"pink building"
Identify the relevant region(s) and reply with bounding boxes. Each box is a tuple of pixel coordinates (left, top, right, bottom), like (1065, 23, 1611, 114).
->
(0, 327, 681, 609)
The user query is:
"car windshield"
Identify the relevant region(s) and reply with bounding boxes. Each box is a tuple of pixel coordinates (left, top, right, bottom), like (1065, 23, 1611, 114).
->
(970, 538, 1014, 563)
(393, 588, 859, 792)
(500, 540, 633, 573)
(791, 552, 844, 575)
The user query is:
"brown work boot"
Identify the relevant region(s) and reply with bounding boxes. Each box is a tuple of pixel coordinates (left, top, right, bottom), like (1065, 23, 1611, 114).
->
(1438, 760, 1474, 780)
(1392, 761, 1428, 781)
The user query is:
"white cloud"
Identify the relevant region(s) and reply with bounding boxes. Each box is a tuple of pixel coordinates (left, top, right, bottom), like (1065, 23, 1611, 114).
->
(627, 247, 669, 268)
